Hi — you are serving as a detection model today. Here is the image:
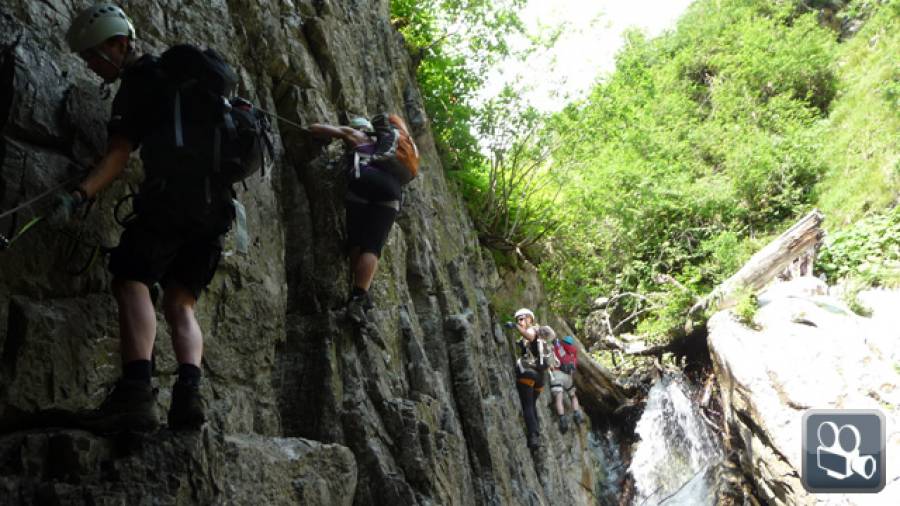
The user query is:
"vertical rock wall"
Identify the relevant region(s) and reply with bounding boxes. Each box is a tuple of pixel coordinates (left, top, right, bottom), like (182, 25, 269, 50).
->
(0, 1, 615, 504)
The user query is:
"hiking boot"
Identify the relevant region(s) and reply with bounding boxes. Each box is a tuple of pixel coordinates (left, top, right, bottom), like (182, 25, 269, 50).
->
(168, 381, 206, 431)
(78, 378, 159, 433)
(558, 414, 570, 434)
(573, 410, 584, 426)
(346, 291, 373, 324)
(527, 432, 541, 450)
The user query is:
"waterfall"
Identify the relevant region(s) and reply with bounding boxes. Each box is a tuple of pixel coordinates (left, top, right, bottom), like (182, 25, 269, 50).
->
(628, 374, 723, 505)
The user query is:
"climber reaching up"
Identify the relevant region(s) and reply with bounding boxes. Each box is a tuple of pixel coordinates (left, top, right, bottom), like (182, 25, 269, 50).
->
(57, 4, 269, 433)
(511, 308, 552, 450)
(309, 115, 417, 324)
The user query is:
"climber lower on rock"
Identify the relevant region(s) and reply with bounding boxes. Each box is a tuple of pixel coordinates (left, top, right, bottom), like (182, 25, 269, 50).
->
(549, 334, 585, 434)
(512, 308, 552, 450)
(57, 4, 253, 433)
(309, 118, 403, 324)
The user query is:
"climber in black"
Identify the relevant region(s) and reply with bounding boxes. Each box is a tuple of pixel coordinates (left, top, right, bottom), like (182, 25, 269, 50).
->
(54, 4, 238, 432)
(512, 308, 552, 450)
(309, 118, 402, 324)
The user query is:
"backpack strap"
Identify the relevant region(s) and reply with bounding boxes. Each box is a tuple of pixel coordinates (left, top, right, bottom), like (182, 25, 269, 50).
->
(352, 151, 361, 180)
(222, 98, 237, 139)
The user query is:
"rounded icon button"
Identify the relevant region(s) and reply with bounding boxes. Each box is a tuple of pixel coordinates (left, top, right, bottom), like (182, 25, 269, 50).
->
(817, 421, 838, 447)
(837, 424, 861, 453)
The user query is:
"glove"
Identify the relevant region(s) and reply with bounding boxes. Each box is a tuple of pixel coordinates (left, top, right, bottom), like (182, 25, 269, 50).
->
(47, 189, 86, 226)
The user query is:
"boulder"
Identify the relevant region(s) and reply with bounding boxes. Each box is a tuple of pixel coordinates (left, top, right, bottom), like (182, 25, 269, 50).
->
(708, 278, 900, 504)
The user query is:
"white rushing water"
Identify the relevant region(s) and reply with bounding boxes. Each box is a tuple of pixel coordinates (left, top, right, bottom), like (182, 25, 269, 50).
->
(629, 374, 723, 505)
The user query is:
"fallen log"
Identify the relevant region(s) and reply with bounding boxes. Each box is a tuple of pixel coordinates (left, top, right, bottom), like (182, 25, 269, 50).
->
(689, 209, 824, 317)
(598, 333, 673, 356)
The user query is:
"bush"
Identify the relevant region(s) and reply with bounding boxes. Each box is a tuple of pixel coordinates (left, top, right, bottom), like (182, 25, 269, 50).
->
(538, 0, 839, 332)
(817, 206, 900, 286)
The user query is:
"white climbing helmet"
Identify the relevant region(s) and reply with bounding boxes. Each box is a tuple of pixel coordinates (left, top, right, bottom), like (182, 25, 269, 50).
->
(66, 4, 136, 53)
(514, 308, 534, 321)
(349, 117, 373, 131)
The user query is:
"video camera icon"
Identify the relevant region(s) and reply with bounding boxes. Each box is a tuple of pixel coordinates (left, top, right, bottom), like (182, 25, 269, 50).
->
(803, 409, 885, 493)
(816, 421, 876, 480)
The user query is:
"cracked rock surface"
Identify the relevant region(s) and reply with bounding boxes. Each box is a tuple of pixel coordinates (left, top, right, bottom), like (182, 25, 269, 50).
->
(0, 2, 620, 504)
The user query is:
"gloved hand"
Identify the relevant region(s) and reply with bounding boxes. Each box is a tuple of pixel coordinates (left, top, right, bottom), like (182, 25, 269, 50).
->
(47, 189, 87, 226)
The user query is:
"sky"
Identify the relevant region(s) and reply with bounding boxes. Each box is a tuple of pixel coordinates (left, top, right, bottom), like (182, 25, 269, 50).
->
(480, 0, 695, 112)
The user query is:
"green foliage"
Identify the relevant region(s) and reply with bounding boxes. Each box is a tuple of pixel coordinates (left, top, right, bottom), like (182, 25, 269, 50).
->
(392, 0, 561, 251)
(449, 88, 564, 252)
(634, 286, 699, 344)
(539, 0, 839, 327)
(391, 0, 527, 172)
(399, 0, 899, 343)
(813, 0, 900, 226)
(817, 206, 900, 286)
(733, 287, 760, 327)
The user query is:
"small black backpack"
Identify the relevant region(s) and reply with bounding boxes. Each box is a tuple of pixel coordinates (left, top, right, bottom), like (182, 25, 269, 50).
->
(140, 45, 273, 202)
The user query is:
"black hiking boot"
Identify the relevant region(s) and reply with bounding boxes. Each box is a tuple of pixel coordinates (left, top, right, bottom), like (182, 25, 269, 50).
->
(77, 378, 159, 433)
(558, 414, 570, 434)
(527, 432, 541, 450)
(346, 291, 373, 324)
(167, 381, 206, 431)
(573, 410, 584, 426)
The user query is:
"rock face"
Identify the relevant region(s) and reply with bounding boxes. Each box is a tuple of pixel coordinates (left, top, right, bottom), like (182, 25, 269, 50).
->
(708, 277, 900, 505)
(0, 429, 357, 505)
(0, 1, 617, 504)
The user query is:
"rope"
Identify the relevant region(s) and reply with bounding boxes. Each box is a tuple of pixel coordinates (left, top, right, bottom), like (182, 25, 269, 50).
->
(0, 171, 85, 221)
(254, 106, 310, 134)
(0, 215, 43, 250)
(0, 158, 91, 254)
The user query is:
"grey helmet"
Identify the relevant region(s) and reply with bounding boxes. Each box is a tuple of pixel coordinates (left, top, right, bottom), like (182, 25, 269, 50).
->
(66, 4, 135, 53)
(349, 117, 373, 131)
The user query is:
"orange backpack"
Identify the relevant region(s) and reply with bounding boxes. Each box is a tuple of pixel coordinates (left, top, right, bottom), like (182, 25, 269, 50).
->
(368, 113, 420, 184)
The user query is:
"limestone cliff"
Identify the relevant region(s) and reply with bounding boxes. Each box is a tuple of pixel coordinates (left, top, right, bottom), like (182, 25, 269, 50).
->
(0, 1, 619, 504)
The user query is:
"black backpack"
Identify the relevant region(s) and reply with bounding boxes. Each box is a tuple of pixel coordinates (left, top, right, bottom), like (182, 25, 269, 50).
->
(140, 45, 273, 206)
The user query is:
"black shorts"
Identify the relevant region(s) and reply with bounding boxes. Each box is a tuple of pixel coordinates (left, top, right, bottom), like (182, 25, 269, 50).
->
(345, 200, 398, 257)
(108, 218, 223, 299)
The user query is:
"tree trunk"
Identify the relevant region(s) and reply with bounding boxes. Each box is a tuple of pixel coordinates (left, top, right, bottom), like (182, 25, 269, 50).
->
(690, 210, 825, 316)
(571, 339, 629, 413)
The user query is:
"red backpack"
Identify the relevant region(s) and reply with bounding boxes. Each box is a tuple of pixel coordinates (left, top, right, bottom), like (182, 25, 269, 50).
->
(553, 338, 577, 370)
